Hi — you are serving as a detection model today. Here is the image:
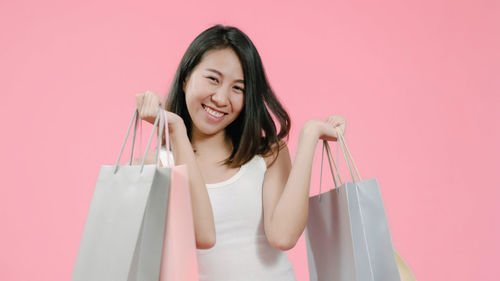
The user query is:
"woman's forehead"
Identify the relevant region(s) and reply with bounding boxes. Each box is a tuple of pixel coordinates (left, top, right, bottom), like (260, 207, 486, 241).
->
(197, 48, 244, 81)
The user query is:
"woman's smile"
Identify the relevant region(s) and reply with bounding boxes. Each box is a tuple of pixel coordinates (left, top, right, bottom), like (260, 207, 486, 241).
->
(202, 103, 227, 121)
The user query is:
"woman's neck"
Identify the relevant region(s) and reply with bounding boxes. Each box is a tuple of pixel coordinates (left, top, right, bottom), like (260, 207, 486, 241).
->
(190, 128, 233, 163)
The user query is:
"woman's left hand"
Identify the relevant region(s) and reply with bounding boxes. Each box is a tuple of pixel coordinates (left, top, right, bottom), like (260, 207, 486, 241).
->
(304, 115, 347, 142)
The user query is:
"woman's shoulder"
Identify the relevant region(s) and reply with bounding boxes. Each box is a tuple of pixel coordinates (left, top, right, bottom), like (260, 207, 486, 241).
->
(261, 140, 289, 169)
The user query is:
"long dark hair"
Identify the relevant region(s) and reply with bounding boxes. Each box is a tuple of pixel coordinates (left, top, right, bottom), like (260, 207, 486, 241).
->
(165, 24, 290, 168)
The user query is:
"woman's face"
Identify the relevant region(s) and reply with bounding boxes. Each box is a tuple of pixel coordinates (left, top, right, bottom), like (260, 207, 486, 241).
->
(183, 48, 245, 137)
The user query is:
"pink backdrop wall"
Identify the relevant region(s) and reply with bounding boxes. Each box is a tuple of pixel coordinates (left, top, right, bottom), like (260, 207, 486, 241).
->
(1, 0, 499, 280)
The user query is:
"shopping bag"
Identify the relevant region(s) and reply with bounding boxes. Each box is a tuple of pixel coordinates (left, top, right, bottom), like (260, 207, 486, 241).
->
(154, 108, 199, 281)
(158, 159, 199, 281)
(72, 106, 171, 281)
(305, 128, 401, 281)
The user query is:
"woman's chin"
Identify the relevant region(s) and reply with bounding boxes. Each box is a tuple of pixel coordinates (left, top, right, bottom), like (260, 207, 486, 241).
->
(192, 123, 225, 137)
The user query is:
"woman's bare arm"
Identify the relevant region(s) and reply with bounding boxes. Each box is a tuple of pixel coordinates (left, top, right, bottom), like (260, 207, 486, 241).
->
(168, 124, 216, 249)
(262, 116, 346, 251)
(134, 91, 216, 249)
(133, 122, 216, 249)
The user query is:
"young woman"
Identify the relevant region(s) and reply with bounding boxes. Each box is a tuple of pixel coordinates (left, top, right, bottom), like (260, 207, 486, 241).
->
(135, 24, 346, 281)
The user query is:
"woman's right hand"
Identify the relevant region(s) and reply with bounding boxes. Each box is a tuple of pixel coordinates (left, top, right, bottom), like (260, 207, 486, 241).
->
(135, 90, 185, 134)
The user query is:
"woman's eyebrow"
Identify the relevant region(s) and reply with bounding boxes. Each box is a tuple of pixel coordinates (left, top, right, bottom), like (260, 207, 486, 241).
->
(206, 68, 244, 84)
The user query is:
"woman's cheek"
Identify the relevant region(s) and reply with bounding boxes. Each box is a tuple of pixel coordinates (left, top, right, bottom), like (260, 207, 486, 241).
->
(230, 92, 243, 105)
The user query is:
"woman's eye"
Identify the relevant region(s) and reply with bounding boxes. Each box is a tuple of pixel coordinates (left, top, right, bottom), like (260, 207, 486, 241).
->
(234, 86, 245, 93)
(207, 76, 218, 83)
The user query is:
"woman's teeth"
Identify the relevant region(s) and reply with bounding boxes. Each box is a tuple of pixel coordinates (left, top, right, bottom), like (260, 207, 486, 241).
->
(203, 105, 225, 118)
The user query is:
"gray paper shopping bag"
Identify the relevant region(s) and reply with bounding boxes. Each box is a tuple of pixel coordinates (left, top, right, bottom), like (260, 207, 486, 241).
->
(306, 129, 401, 281)
(72, 106, 171, 281)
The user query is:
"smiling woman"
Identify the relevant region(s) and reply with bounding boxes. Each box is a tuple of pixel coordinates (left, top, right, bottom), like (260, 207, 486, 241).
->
(135, 24, 347, 281)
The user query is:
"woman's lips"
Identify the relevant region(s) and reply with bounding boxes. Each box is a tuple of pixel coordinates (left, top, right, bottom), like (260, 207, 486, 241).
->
(202, 104, 226, 120)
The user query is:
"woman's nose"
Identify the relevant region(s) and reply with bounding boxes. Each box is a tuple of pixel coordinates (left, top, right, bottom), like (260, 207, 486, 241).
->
(211, 86, 230, 106)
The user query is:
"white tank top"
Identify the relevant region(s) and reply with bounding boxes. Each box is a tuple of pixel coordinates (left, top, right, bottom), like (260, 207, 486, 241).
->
(159, 147, 297, 281)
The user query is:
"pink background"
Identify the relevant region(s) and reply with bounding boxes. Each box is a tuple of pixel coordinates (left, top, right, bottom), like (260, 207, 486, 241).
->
(1, 0, 499, 280)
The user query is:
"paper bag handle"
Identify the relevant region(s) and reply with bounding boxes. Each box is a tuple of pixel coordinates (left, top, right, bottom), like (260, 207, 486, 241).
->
(113, 105, 170, 173)
(332, 127, 362, 183)
(319, 140, 341, 196)
(319, 128, 363, 196)
(156, 108, 172, 167)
